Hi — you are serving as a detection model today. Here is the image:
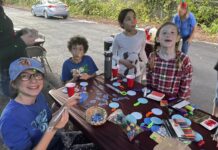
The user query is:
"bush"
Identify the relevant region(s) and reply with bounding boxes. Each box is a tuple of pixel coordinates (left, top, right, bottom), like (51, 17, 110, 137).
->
(3, 0, 218, 34)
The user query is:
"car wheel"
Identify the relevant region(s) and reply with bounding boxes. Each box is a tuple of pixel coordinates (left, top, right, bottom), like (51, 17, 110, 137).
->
(44, 11, 50, 19)
(63, 15, 68, 19)
(31, 9, 36, 16)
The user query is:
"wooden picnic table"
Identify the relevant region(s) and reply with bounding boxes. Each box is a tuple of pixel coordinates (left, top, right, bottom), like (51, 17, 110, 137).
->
(49, 74, 218, 150)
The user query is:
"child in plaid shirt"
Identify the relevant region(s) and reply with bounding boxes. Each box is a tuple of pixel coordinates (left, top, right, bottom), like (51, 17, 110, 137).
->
(146, 22, 193, 100)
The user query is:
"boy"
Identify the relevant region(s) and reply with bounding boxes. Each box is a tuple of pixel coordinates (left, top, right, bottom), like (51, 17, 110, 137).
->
(61, 36, 98, 83)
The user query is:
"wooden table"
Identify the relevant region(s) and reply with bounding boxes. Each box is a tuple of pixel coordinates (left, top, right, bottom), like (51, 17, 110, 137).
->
(49, 74, 218, 150)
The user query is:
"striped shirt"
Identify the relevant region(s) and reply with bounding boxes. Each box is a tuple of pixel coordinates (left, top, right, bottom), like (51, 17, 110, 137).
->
(146, 52, 193, 99)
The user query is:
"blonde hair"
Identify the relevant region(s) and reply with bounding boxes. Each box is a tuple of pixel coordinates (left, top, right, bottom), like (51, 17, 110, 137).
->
(148, 22, 182, 70)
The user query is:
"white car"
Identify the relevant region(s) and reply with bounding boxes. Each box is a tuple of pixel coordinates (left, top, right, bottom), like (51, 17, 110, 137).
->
(31, 0, 68, 19)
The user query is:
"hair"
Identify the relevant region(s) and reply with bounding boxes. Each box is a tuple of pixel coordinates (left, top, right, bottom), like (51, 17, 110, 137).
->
(0, 0, 3, 6)
(177, 2, 189, 18)
(149, 22, 182, 70)
(10, 80, 19, 99)
(67, 35, 89, 53)
(118, 8, 136, 28)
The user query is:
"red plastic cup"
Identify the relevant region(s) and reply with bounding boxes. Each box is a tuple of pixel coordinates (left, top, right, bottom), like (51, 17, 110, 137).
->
(126, 75, 135, 88)
(112, 66, 118, 78)
(65, 83, 76, 97)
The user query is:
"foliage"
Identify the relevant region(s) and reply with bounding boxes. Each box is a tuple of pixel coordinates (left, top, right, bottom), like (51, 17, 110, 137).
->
(3, 0, 218, 34)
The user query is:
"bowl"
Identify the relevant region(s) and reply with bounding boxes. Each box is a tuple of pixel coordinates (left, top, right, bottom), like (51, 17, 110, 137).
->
(85, 106, 107, 126)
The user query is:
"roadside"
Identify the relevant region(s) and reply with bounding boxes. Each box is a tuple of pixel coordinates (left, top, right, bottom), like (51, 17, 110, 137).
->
(5, 4, 218, 44)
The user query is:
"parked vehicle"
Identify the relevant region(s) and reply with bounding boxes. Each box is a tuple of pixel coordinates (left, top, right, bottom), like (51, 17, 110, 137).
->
(31, 0, 68, 19)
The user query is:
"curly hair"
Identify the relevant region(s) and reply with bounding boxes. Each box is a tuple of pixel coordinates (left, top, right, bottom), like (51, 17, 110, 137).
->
(67, 35, 89, 53)
(118, 8, 136, 29)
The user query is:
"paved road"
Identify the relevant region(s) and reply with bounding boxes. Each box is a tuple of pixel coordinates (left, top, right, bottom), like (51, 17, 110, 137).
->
(5, 7, 218, 113)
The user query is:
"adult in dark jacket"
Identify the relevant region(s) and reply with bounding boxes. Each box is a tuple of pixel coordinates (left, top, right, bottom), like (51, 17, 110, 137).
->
(0, 0, 36, 97)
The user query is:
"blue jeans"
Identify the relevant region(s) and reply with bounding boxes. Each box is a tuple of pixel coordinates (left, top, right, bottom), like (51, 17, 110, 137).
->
(181, 39, 190, 54)
(0, 68, 10, 97)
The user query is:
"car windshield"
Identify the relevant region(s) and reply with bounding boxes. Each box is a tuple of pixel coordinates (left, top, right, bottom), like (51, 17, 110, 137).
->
(48, 0, 61, 4)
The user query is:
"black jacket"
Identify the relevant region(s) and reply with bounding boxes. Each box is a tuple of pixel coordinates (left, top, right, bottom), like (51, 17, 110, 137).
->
(0, 6, 27, 68)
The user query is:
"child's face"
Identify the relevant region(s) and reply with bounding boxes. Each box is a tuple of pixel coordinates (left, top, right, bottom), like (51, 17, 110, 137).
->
(15, 69, 44, 98)
(70, 44, 84, 63)
(157, 25, 179, 48)
(122, 11, 136, 32)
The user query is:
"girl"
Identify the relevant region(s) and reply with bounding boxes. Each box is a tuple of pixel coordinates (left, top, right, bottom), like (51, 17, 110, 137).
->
(0, 57, 94, 150)
(111, 8, 147, 82)
(146, 22, 193, 100)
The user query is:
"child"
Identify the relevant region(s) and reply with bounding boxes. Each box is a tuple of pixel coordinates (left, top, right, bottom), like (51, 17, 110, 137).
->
(172, 1, 197, 54)
(61, 36, 98, 83)
(146, 22, 193, 100)
(0, 57, 94, 150)
(111, 8, 147, 82)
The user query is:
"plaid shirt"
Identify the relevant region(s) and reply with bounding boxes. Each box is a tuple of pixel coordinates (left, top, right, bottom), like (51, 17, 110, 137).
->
(146, 52, 193, 99)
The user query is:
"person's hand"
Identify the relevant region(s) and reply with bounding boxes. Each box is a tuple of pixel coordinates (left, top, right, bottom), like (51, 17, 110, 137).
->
(80, 73, 90, 80)
(71, 69, 80, 81)
(54, 109, 69, 130)
(66, 93, 80, 107)
(119, 59, 135, 69)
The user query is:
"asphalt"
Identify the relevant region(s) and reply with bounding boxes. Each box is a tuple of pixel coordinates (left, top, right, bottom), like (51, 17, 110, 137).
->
(3, 7, 218, 113)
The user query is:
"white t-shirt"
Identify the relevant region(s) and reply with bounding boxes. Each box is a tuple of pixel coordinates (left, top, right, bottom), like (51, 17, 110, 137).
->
(111, 30, 147, 77)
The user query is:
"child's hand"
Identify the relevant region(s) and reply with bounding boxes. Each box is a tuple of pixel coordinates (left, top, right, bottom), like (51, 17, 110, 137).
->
(79, 73, 90, 80)
(71, 69, 80, 81)
(54, 110, 69, 130)
(66, 93, 80, 107)
(119, 59, 135, 69)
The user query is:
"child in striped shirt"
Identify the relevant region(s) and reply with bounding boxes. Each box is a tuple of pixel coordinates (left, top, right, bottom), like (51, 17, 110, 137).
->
(146, 22, 193, 100)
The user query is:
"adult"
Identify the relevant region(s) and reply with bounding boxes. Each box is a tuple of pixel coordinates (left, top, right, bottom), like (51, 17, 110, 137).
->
(0, 0, 36, 97)
(172, 1, 197, 54)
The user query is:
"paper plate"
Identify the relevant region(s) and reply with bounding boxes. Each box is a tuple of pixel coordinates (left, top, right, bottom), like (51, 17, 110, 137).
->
(112, 82, 121, 87)
(127, 90, 136, 96)
(151, 108, 163, 116)
(109, 102, 119, 108)
(144, 118, 152, 125)
(131, 112, 143, 120)
(150, 117, 163, 125)
(171, 114, 184, 120)
(125, 114, 137, 124)
(62, 87, 67, 94)
(138, 98, 148, 104)
(80, 82, 88, 87)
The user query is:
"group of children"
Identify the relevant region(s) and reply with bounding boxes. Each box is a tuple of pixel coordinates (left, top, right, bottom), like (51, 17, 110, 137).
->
(0, 7, 196, 150)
